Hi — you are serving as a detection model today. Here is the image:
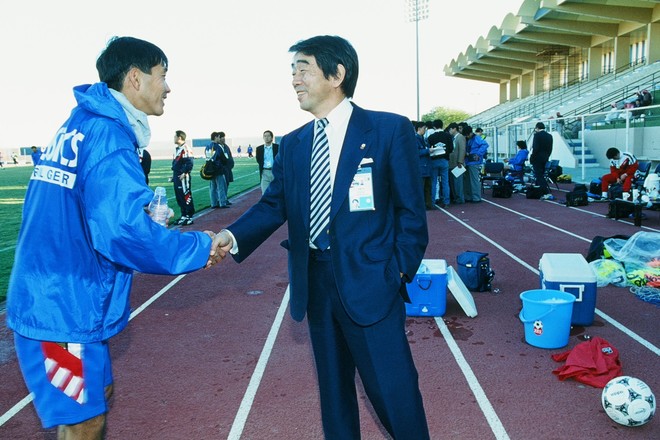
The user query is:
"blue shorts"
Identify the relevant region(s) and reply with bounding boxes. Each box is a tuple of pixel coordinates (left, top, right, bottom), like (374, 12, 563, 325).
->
(14, 333, 113, 428)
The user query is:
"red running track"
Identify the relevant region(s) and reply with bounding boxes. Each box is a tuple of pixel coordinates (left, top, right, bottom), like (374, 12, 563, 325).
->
(1, 184, 659, 439)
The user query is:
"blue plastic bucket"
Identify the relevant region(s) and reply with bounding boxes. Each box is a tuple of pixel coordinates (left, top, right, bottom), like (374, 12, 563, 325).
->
(519, 289, 575, 349)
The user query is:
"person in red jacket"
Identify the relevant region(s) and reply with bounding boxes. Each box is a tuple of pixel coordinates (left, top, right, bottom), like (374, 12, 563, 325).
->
(601, 147, 638, 199)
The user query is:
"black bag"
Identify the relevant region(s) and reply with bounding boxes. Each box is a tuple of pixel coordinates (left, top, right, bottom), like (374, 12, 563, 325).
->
(492, 177, 513, 198)
(586, 234, 630, 262)
(589, 178, 602, 195)
(547, 164, 563, 183)
(200, 160, 220, 180)
(607, 200, 634, 219)
(566, 183, 589, 206)
(456, 251, 495, 292)
(526, 185, 545, 199)
(607, 183, 623, 200)
(566, 191, 589, 206)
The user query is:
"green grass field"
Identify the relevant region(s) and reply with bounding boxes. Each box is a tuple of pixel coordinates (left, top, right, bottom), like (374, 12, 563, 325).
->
(0, 157, 260, 303)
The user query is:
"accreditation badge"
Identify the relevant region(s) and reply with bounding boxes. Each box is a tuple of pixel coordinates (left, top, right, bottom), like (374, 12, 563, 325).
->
(349, 166, 375, 212)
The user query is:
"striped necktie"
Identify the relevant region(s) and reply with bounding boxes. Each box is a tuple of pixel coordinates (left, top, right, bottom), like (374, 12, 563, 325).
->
(309, 118, 331, 250)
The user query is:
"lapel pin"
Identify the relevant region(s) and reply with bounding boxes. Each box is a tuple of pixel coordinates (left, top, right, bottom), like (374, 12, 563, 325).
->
(360, 143, 366, 150)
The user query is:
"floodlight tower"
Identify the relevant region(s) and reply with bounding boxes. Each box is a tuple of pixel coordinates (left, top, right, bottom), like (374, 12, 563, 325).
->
(406, 0, 429, 121)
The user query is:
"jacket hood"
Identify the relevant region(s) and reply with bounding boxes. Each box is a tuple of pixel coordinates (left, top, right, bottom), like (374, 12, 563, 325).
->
(73, 83, 131, 128)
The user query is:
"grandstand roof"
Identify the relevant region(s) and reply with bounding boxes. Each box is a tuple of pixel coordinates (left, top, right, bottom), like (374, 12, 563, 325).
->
(445, 0, 660, 88)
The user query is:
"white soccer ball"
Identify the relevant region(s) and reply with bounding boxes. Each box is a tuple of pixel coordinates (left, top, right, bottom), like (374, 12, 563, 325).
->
(602, 376, 655, 426)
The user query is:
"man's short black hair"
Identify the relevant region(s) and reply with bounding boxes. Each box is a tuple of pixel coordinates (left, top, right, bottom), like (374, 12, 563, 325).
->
(289, 35, 359, 98)
(96, 36, 168, 91)
(606, 147, 620, 159)
(535, 122, 546, 130)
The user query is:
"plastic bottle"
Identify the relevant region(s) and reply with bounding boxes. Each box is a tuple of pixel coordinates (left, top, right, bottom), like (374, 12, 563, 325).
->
(148, 187, 169, 226)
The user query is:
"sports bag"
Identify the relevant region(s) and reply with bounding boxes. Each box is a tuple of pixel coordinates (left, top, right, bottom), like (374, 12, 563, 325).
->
(566, 183, 588, 206)
(566, 191, 588, 206)
(492, 177, 513, 198)
(607, 183, 623, 200)
(526, 185, 545, 199)
(200, 160, 221, 180)
(456, 251, 495, 292)
(589, 178, 602, 195)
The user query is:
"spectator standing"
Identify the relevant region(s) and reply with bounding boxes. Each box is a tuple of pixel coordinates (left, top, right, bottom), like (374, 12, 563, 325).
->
(428, 122, 453, 207)
(211, 35, 430, 440)
(463, 126, 488, 203)
(256, 130, 279, 194)
(217, 132, 235, 201)
(6, 36, 215, 439)
(414, 122, 433, 209)
(172, 130, 195, 225)
(205, 132, 230, 209)
(530, 122, 553, 197)
(447, 122, 466, 204)
(31, 146, 41, 166)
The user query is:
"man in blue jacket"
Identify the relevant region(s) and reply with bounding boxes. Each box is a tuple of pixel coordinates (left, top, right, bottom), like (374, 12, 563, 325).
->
(464, 125, 489, 202)
(6, 36, 215, 439)
(211, 35, 430, 439)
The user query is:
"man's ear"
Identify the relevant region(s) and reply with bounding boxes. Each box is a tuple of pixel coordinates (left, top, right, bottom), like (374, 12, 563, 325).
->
(331, 64, 346, 89)
(124, 67, 142, 92)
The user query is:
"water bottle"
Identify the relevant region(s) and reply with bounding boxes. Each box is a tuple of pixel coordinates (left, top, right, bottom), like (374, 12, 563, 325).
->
(148, 186, 169, 226)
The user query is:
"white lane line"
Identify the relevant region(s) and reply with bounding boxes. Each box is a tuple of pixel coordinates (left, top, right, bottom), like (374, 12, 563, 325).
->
(444, 203, 659, 355)
(442, 207, 538, 273)
(129, 275, 186, 320)
(0, 394, 34, 427)
(228, 286, 290, 440)
(482, 199, 591, 242)
(594, 309, 660, 356)
(434, 317, 510, 440)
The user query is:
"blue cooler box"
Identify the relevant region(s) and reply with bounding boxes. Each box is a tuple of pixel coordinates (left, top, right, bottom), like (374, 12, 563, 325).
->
(406, 259, 447, 317)
(539, 253, 597, 326)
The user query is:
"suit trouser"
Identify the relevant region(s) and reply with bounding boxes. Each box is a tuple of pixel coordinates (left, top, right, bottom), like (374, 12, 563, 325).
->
(306, 249, 430, 440)
(532, 162, 549, 194)
(464, 164, 482, 202)
(260, 169, 274, 194)
(450, 166, 465, 203)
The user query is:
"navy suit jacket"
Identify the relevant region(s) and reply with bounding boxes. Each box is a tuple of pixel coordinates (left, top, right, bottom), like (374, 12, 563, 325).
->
(228, 104, 428, 326)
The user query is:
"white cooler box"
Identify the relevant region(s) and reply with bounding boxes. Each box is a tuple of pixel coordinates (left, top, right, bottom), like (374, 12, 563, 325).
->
(539, 253, 597, 326)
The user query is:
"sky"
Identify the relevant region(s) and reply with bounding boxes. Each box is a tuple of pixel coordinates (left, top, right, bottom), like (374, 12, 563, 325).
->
(0, 0, 524, 150)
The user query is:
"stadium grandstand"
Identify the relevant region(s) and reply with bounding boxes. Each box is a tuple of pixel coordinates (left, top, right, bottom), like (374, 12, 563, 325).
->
(445, 0, 659, 182)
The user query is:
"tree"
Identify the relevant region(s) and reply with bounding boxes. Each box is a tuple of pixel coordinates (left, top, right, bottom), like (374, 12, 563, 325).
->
(421, 107, 471, 124)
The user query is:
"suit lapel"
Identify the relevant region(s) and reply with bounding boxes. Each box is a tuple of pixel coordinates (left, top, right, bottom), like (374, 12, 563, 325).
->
(295, 122, 315, 231)
(330, 105, 372, 222)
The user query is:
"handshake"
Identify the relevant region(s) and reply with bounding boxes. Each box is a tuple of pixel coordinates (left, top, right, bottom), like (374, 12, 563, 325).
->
(203, 230, 235, 268)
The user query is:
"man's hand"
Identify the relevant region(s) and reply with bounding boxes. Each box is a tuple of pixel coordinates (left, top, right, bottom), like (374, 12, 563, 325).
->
(206, 230, 234, 268)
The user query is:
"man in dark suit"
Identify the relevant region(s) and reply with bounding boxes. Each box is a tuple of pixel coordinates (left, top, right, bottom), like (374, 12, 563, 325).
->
(530, 121, 553, 195)
(211, 35, 429, 439)
(217, 132, 235, 204)
(255, 130, 279, 194)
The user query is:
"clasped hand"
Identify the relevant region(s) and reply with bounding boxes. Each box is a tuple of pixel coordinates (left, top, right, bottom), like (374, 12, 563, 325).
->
(203, 230, 234, 268)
